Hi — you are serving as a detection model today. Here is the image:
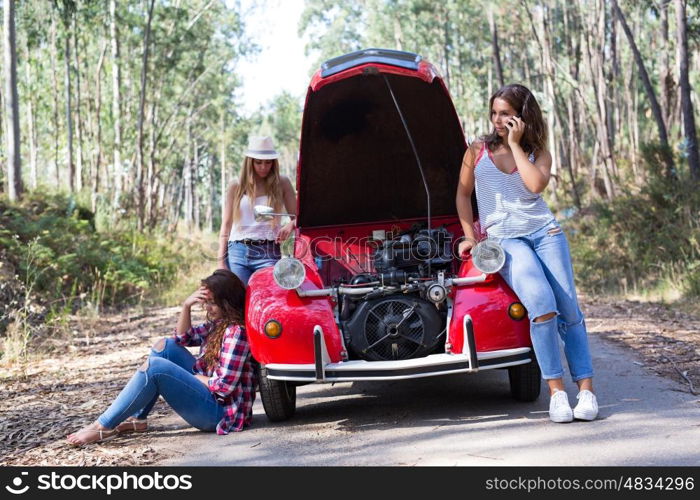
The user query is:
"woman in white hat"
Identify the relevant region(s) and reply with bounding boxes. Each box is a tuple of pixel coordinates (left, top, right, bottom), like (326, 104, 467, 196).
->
(217, 136, 296, 285)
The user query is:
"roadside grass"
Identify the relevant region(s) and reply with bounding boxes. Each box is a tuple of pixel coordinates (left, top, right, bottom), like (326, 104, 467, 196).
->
(157, 229, 221, 307)
(0, 192, 216, 365)
(564, 149, 699, 306)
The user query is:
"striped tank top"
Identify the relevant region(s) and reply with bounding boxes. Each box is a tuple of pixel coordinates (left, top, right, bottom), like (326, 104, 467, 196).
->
(474, 143, 554, 239)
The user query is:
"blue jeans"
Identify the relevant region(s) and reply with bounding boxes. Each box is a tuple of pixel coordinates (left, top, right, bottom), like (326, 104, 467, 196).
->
(497, 220, 594, 382)
(227, 240, 281, 285)
(97, 338, 223, 431)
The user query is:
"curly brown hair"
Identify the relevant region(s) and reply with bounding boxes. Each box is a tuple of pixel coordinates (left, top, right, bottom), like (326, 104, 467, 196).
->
(482, 83, 547, 156)
(200, 269, 246, 370)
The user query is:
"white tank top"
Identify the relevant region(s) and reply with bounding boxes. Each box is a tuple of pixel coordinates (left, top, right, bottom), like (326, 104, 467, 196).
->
(474, 143, 554, 239)
(229, 195, 279, 241)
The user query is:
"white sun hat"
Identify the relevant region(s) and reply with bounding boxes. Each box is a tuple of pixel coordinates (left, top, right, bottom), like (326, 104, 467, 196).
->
(245, 136, 279, 160)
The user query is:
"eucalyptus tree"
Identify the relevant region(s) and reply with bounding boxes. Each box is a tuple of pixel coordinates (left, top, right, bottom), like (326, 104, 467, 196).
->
(3, 0, 23, 201)
(613, 0, 675, 179)
(52, 0, 77, 192)
(675, 0, 699, 180)
(299, 0, 367, 67)
(109, 0, 123, 214)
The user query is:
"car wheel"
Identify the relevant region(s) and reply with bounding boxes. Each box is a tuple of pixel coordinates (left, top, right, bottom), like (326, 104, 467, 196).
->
(257, 365, 296, 421)
(508, 359, 541, 402)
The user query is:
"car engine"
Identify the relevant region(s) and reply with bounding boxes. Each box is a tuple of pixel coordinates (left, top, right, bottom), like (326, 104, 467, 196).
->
(340, 226, 454, 362)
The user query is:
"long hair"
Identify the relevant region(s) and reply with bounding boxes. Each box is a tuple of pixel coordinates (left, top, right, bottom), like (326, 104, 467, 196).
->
(200, 269, 246, 370)
(482, 84, 547, 156)
(231, 156, 284, 228)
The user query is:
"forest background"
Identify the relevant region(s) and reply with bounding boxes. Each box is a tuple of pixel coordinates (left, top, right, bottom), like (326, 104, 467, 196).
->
(0, 0, 699, 364)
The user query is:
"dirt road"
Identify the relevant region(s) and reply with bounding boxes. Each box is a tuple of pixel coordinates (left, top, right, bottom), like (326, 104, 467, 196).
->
(1, 297, 698, 466)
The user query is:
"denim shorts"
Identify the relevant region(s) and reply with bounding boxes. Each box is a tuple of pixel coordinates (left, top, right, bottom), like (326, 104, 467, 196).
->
(227, 240, 281, 285)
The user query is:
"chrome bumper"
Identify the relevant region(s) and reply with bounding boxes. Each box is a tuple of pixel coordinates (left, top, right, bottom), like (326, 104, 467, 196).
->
(266, 320, 532, 383)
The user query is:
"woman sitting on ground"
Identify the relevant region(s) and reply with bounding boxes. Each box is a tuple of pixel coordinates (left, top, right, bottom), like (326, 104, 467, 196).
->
(66, 269, 255, 445)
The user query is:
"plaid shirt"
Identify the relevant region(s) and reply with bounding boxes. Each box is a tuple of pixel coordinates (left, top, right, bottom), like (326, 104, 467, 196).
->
(173, 321, 256, 434)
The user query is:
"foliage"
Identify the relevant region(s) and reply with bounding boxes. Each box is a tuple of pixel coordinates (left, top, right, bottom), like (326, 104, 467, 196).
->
(567, 145, 700, 297)
(2, 0, 257, 230)
(297, 0, 700, 299)
(1, 0, 699, 308)
(0, 191, 205, 342)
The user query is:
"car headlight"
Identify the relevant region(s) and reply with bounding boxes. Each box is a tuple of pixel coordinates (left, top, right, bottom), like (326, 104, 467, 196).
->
(471, 239, 506, 274)
(273, 257, 306, 290)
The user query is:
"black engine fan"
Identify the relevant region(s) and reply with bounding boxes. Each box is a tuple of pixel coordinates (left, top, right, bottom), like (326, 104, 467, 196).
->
(344, 297, 443, 361)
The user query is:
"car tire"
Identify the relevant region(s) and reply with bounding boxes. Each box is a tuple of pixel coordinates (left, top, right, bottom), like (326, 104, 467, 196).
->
(257, 365, 296, 421)
(508, 359, 542, 402)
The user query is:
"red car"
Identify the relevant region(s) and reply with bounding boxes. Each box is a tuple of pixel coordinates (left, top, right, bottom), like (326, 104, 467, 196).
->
(246, 48, 540, 421)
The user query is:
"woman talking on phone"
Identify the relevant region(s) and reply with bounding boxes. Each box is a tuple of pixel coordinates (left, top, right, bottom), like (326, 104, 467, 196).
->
(455, 84, 598, 423)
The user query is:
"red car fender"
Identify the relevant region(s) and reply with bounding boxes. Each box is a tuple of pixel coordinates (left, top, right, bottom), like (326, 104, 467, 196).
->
(245, 266, 343, 365)
(449, 259, 531, 354)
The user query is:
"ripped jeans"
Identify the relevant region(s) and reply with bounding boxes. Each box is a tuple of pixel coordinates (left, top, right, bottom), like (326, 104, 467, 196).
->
(97, 338, 223, 431)
(497, 220, 594, 381)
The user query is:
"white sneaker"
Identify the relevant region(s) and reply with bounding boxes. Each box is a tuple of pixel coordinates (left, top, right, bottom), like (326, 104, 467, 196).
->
(549, 390, 573, 423)
(573, 390, 598, 421)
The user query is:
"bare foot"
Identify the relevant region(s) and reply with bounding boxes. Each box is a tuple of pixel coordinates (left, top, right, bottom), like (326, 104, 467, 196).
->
(66, 421, 117, 446)
(115, 417, 148, 434)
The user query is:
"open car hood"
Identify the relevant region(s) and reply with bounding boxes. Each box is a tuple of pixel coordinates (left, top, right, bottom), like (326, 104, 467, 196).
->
(297, 49, 467, 228)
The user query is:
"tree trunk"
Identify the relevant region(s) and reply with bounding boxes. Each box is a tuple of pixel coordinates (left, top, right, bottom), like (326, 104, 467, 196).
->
(110, 0, 123, 216)
(63, 20, 74, 192)
(675, 0, 700, 180)
(206, 154, 213, 233)
(0, 88, 4, 194)
(612, 0, 675, 179)
(136, 0, 156, 230)
(392, 15, 403, 51)
(624, 55, 641, 181)
(220, 109, 226, 221)
(93, 42, 107, 212)
(441, 4, 451, 90)
(594, 1, 616, 197)
(193, 139, 200, 230)
(540, 5, 559, 204)
(588, 141, 602, 199)
(184, 119, 193, 229)
(146, 89, 160, 228)
(562, 0, 582, 180)
(3, 0, 22, 201)
(174, 166, 187, 232)
(24, 40, 37, 190)
(608, 1, 620, 155)
(659, 0, 674, 132)
(72, 17, 84, 192)
(51, 17, 60, 186)
(489, 7, 504, 87)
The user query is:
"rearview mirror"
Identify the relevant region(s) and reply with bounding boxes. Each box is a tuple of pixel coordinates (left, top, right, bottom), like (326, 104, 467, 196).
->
(253, 205, 296, 223)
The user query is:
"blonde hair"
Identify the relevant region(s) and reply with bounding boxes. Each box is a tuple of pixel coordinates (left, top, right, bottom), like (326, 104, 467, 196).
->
(231, 156, 284, 227)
